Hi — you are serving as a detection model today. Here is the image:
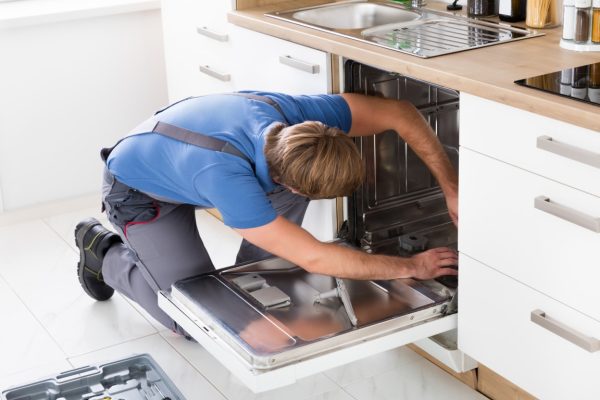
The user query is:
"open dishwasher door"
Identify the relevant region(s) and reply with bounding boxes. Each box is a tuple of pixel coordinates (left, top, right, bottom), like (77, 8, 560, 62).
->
(158, 257, 457, 393)
(159, 60, 466, 392)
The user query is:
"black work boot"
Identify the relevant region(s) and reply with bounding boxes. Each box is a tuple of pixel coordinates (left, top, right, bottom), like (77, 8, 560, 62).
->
(74, 218, 121, 301)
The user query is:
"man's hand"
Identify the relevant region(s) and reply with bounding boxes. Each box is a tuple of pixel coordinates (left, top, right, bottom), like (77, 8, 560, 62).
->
(409, 247, 458, 280)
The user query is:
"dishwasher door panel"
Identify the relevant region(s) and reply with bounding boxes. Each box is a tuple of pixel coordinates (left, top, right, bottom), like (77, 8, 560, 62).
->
(158, 257, 456, 393)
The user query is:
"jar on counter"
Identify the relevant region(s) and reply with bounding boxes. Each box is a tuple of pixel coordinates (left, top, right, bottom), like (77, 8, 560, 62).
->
(574, 0, 592, 43)
(563, 0, 577, 39)
(527, 0, 563, 28)
(592, 0, 600, 43)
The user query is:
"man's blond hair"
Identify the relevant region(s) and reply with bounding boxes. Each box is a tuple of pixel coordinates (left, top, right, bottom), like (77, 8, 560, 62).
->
(264, 121, 364, 199)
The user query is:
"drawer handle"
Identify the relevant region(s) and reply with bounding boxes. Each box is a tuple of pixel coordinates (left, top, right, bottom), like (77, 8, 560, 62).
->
(196, 26, 229, 42)
(536, 135, 600, 169)
(531, 310, 600, 353)
(278, 55, 320, 74)
(534, 196, 600, 233)
(198, 65, 230, 82)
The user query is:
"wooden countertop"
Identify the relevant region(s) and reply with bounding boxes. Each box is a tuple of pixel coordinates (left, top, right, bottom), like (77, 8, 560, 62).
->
(229, 0, 600, 132)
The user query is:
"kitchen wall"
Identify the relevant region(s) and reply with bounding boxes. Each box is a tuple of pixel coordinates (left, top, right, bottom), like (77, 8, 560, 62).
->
(0, 4, 168, 212)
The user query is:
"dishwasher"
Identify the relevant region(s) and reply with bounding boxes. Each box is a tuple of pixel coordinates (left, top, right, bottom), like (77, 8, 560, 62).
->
(158, 60, 475, 393)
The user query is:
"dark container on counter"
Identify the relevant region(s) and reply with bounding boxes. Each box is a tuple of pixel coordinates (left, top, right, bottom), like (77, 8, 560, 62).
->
(575, 0, 592, 43)
(468, 0, 497, 16)
(500, 0, 527, 21)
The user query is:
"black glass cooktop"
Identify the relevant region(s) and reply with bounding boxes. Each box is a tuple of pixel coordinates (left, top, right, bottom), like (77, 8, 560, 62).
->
(515, 62, 600, 107)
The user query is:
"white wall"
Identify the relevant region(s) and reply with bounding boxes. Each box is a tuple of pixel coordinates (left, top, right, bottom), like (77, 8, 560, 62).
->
(0, 8, 168, 211)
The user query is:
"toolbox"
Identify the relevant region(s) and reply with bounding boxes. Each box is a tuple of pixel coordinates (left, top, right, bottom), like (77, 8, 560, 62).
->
(1, 354, 185, 400)
(158, 61, 473, 393)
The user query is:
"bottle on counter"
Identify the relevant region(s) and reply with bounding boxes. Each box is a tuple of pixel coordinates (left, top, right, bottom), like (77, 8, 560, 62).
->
(468, 0, 497, 17)
(500, 0, 527, 21)
(592, 0, 600, 42)
(562, 0, 577, 39)
(574, 0, 592, 43)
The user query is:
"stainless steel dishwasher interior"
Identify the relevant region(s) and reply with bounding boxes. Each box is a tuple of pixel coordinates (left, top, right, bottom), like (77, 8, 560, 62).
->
(266, 0, 544, 58)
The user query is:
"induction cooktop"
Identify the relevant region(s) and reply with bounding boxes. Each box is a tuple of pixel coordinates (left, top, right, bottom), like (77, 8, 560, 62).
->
(515, 62, 600, 107)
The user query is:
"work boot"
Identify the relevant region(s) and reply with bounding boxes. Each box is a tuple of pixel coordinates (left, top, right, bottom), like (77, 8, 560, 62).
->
(74, 218, 121, 301)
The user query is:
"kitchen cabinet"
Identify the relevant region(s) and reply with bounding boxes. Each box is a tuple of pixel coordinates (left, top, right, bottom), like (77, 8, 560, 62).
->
(458, 93, 600, 400)
(160, 0, 235, 101)
(228, 24, 330, 94)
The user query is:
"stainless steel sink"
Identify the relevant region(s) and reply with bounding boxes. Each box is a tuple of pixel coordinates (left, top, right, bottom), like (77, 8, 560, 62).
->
(290, 2, 420, 30)
(266, 0, 544, 58)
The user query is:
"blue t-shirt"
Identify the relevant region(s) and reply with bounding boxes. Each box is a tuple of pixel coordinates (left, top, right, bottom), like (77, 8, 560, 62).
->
(106, 91, 352, 229)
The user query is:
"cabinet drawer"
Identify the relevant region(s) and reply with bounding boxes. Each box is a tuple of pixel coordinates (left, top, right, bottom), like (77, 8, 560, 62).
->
(459, 148, 600, 321)
(460, 93, 600, 197)
(458, 254, 600, 400)
(229, 25, 330, 94)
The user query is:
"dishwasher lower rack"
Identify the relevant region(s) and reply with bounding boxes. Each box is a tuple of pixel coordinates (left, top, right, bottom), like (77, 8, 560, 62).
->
(1, 354, 185, 400)
(158, 256, 458, 392)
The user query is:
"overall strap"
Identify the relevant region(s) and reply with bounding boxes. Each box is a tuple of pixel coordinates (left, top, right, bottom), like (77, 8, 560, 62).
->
(228, 92, 290, 124)
(100, 92, 287, 163)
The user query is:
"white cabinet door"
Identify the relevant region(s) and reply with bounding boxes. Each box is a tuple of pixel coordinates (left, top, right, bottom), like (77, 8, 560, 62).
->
(460, 93, 600, 198)
(458, 254, 600, 400)
(160, 0, 234, 101)
(229, 25, 330, 94)
(459, 147, 600, 322)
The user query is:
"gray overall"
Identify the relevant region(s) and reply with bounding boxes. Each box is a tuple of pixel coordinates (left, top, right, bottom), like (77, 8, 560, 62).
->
(100, 94, 310, 334)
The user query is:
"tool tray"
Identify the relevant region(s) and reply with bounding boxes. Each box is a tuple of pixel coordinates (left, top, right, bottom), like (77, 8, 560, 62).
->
(1, 354, 185, 400)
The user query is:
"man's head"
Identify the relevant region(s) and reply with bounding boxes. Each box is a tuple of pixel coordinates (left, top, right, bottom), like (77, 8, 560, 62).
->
(264, 121, 365, 199)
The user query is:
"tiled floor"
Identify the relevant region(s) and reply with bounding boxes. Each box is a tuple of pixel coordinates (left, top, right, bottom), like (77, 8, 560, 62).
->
(0, 196, 487, 399)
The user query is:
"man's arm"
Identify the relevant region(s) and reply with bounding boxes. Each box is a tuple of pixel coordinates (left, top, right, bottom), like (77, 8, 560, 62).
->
(340, 93, 458, 224)
(236, 216, 458, 281)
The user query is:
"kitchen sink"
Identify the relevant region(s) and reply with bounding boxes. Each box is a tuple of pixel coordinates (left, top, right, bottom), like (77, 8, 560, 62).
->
(290, 2, 420, 30)
(266, 0, 544, 58)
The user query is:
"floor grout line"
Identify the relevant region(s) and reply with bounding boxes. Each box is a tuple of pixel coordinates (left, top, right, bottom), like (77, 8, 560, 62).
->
(0, 269, 71, 361)
(159, 333, 230, 400)
(65, 331, 163, 362)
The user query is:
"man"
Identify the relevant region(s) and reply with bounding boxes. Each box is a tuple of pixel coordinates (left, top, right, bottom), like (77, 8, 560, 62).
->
(75, 91, 458, 335)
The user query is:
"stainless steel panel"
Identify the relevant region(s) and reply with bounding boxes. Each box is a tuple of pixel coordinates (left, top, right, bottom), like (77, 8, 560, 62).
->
(266, 0, 543, 58)
(344, 61, 459, 250)
(170, 257, 453, 370)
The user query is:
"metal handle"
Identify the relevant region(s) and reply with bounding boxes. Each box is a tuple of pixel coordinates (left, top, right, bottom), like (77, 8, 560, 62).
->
(278, 55, 320, 74)
(531, 310, 600, 353)
(196, 26, 228, 42)
(534, 196, 600, 233)
(537, 135, 600, 169)
(198, 65, 230, 82)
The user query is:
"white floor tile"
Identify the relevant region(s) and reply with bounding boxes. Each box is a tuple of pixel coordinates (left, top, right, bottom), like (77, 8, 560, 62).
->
(324, 347, 423, 387)
(0, 359, 73, 393)
(0, 220, 156, 356)
(342, 356, 487, 400)
(0, 276, 66, 378)
(42, 204, 111, 253)
(195, 210, 243, 269)
(160, 330, 341, 400)
(68, 334, 226, 400)
(304, 388, 357, 400)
